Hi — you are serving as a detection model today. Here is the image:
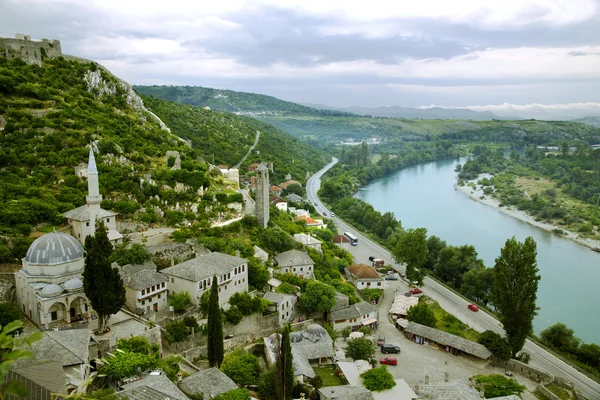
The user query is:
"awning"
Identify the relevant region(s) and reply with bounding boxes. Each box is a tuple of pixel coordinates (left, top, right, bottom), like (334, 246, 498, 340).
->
(362, 317, 377, 326)
(396, 318, 409, 328)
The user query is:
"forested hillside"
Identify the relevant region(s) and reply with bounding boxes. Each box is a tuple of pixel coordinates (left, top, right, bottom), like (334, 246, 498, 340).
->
(141, 96, 329, 183)
(135, 85, 354, 116)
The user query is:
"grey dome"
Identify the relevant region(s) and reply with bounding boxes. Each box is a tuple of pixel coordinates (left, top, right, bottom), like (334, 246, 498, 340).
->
(303, 324, 328, 341)
(290, 332, 303, 343)
(25, 232, 84, 265)
(40, 283, 62, 296)
(64, 278, 83, 290)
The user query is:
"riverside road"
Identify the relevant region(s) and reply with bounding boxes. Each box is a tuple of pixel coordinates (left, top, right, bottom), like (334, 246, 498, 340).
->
(306, 157, 600, 399)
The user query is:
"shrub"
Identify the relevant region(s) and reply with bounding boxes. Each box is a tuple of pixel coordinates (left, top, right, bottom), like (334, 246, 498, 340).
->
(220, 350, 260, 386)
(473, 374, 526, 398)
(361, 366, 396, 391)
(224, 308, 243, 325)
(169, 292, 192, 313)
(477, 330, 511, 361)
(166, 320, 190, 343)
(345, 337, 375, 362)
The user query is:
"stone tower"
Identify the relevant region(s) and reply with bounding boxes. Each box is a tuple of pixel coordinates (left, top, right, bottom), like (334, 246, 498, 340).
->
(255, 163, 270, 228)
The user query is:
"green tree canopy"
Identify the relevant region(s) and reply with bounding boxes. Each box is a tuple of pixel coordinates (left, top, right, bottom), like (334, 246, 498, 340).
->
(540, 323, 580, 354)
(220, 350, 261, 387)
(247, 257, 269, 290)
(477, 330, 511, 361)
(491, 236, 540, 357)
(406, 303, 437, 328)
(277, 324, 294, 400)
(299, 281, 336, 313)
(169, 292, 192, 313)
(0, 303, 23, 334)
(473, 374, 526, 398)
(393, 228, 428, 282)
(345, 337, 375, 362)
(361, 366, 396, 392)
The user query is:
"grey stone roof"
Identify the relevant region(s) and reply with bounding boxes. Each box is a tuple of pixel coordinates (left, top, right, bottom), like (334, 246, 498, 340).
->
(329, 301, 377, 321)
(417, 380, 481, 400)
(25, 232, 84, 265)
(291, 326, 334, 362)
(178, 368, 238, 398)
(293, 233, 322, 246)
(62, 204, 118, 221)
(88, 148, 98, 174)
(406, 322, 492, 359)
(120, 374, 188, 400)
(263, 291, 294, 305)
(319, 386, 374, 400)
(161, 252, 247, 282)
(274, 250, 314, 267)
(286, 193, 303, 204)
(331, 292, 350, 312)
(12, 329, 92, 369)
(8, 361, 68, 398)
(292, 349, 316, 378)
(120, 261, 167, 290)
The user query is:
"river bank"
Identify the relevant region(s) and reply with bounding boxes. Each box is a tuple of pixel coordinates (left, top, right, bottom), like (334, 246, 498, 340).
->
(455, 177, 600, 252)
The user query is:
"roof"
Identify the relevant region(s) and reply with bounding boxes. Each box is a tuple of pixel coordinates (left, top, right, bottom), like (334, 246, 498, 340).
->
(270, 185, 283, 192)
(178, 368, 238, 398)
(263, 291, 294, 305)
(13, 330, 92, 369)
(389, 295, 419, 315)
(333, 235, 350, 243)
(331, 292, 350, 311)
(293, 233, 322, 245)
(87, 148, 98, 174)
(372, 379, 418, 400)
(286, 193, 303, 203)
(253, 245, 269, 261)
(294, 215, 323, 226)
(406, 322, 492, 359)
(268, 278, 283, 287)
(280, 180, 301, 189)
(348, 264, 381, 280)
(330, 302, 377, 321)
(417, 380, 481, 400)
(120, 374, 188, 400)
(161, 252, 247, 282)
(291, 325, 334, 361)
(7, 361, 68, 399)
(62, 204, 118, 221)
(274, 250, 314, 267)
(292, 349, 316, 378)
(319, 386, 374, 400)
(25, 232, 84, 265)
(120, 261, 167, 290)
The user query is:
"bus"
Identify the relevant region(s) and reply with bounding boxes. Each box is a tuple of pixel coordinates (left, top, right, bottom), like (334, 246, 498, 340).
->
(344, 232, 358, 246)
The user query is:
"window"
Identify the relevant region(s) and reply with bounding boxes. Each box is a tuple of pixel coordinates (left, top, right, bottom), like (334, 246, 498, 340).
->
(162, 282, 165, 288)
(86, 222, 90, 227)
(242, 265, 245, 272)
(152, 285, 155, 291)
(300, 268, 303, 272)
(377, 282, 382, 286)
(158, 294, 161, 299)
(367, 282, 371, 287)
(142, 300, 145, 305)
(107, 218, 110, 223)
(225, 285, 228, 290)
(308, 266, 311, 270)
(51, 311, 58, 321)
(235, 267, 238, 274)
(171, 278, 174, 283)
(142, 289, 145, 295)
(228, 273, 231, 280)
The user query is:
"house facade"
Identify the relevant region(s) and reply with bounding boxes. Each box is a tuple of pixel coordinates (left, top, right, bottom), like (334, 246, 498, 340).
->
(328, 301, 378, 331)
(293, 233, 323, 250)
(274, 250, 314, 279)
(160, 252, 248, 308)
(119, 261, 168, 314)
(346, 264, 384, 290)
(264, 292, 296, 325)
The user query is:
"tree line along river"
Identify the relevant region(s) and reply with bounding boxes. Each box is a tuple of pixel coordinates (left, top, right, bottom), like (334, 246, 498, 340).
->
(354, 157, 600, 345)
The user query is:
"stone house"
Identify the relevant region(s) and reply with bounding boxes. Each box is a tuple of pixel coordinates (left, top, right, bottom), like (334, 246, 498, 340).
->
(274, 250, 315, 279)
(346, 264, 384, 290)
(160, 252, 248, 308)
(118, 374, 189, 400)
(293, 233, 323, 251)
(178, 368, 237, 399)
(263, 291, 296, 325)
(319, 386, 374, 400)
(286, 193, 303, 204)
(328, 301, 378, 331)
(118, 261, 168, 314)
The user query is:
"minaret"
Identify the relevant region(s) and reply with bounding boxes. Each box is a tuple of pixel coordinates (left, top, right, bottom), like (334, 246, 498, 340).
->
(86, 147, 102, 233)
(255, 163, 270, 228)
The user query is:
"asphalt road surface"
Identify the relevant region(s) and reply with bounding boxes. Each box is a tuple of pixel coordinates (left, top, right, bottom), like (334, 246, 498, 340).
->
(307, 157, 600, 399)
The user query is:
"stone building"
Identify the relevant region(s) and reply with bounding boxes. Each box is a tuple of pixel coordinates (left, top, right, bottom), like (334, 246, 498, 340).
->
(0, 34, 62, 66)
(63, 148, 123, 244)
(346, 264, 384, 290)
(255, 163, 270, 228)
(118, 261, 168, 315)
(15, 232, 92, 330)
(274, 250, 315, 279)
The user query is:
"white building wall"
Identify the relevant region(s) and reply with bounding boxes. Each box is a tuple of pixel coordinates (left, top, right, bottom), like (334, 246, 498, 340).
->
(355, 280, 384, 290)
(280, 263, 314, 279)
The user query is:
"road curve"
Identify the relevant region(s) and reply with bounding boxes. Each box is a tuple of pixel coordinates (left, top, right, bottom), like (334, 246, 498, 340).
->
(307, 157, 600, 399)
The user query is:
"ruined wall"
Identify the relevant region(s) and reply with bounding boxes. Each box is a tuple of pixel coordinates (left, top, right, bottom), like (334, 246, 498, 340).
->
(493, 358, 553, 383)
(0, 34, 62, 66)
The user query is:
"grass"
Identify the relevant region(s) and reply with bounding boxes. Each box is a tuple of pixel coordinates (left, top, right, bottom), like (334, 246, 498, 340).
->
(423, 297, 480, 342)
(314, 364, 344, 387)
(545, 382, 571, 400)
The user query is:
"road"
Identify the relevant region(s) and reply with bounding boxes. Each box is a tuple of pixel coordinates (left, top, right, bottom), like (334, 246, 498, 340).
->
(232, 130, 260, 169)
(307, 157, 600, 399)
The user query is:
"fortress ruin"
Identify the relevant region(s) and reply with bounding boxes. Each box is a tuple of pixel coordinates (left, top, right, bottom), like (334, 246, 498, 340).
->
(0, 33, 62, 66)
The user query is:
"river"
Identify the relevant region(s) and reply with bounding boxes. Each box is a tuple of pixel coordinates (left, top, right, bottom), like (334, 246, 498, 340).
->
(354, 157, 600, 344)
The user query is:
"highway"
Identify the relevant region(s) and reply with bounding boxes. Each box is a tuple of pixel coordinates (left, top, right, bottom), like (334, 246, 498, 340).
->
(307, 157, 600, 399)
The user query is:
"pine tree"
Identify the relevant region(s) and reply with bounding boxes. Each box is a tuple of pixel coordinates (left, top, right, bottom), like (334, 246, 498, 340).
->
(277, 324, 294, 400)
(83, 223, 126, 333)
(207, 274, 224, 368)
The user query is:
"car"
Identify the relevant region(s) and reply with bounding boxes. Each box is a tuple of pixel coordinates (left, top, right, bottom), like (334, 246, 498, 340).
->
(403, 292, 412, 297)
(385, 275, 398, 280)
(468, 304, 479, 312)
(368, 256, 376, 262)
(381, 344, 401, 354)
(409, 288, 423, 295)
(380, 357, 397, 366)
(323, 212, 327, 216)
(376, 336, 385, 346)
(330, 212, 335, 217)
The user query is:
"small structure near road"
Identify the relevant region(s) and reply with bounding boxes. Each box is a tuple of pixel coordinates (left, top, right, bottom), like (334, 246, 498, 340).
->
(389, 294, 419, 319)
(346, 264, 384, 290)
(404, 322, 492, 359)
(319, 386, 374, 400)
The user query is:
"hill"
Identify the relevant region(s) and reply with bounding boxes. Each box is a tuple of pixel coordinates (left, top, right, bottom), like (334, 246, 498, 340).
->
(134, 85, 355, 116)
(336, 105, 499, 120)
(571, 116, 600, 127)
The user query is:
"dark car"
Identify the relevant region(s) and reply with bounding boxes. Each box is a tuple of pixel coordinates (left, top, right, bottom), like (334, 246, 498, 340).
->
(368, 256, 376, 262)
(385, 275, 398, 280)
(381, 344, 401, 354)
(403, 292, 412, 297)
(380, 357, 397, 366)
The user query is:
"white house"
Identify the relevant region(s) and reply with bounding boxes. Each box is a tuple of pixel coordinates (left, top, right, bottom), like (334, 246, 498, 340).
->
(160, 252, 248, 308)
(263, 291, 296, 325)
(346, 264, 384, 290)
(293, 233, 322, 251)
(328, 301, 378, 331)
(119, 261, 168, 314)
(274, 250, 314, 279)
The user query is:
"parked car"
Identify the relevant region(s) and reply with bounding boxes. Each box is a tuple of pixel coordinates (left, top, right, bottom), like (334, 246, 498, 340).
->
(368, 256, 376, 261)
(381, 344, 401, 354)
(409, 288, 423, 295)
(380, 357, 397, 366)
(403, 292, 412, 297)
(468, 304, 479, 312)
(323, 212, 327, 216)
(330, 212, 335, 217)
(385, 275, 398, 280)
(377, 336, 385, 346)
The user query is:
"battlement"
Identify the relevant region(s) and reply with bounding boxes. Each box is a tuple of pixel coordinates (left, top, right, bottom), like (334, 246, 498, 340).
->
(0, 33, 62, 66)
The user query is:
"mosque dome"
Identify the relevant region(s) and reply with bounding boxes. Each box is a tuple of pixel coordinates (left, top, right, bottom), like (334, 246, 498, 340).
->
(40, 283, 63, 297)
(303, 323, 328, 341)
(25, 232, 84, 265)
(63, 278, 83, 290)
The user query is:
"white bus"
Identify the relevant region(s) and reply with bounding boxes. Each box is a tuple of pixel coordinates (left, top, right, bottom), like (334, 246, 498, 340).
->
(344, 232, 358, 246)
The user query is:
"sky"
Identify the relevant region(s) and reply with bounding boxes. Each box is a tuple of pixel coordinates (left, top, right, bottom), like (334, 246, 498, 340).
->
(2, 0, 600, 117)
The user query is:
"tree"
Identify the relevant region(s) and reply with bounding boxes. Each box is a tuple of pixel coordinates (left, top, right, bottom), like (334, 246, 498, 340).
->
(393, 228, 428, 282)
(259, 228, 294, 255)
(345, 337, 375, 361)
(299, 281, 336, 314)
(83, 223, 126, 333)
(0, 303, 23, 334)
(220, 350, 260, 386)
(361, 366, 396, 391)
(435, 245, 483, 288)
(540, 323, 580, 354)
(169, 292, 192, 313)
(473, 374, 526, 398)
(212, 389, 251, 400)
(109, 243, 150, 266)
(491, 236, 540, 357)
(478, 330, 511, 361)
(116, 335, 153, 354)
(406, 303, 437, 328)
(101, 351, 156, 380)
(276, 324, 294, 400)
(460, 265, 493, 306)
(248, 257, 269, 290)
(207, 275, 224, 368)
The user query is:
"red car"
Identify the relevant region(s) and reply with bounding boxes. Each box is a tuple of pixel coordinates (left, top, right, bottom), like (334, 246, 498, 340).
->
(468, 304, 479, 312)
(409, 288, 423, 295)
(380, 357, 397, 366)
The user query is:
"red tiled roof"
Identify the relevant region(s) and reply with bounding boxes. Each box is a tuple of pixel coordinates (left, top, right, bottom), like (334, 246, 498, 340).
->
(333, 235, 350, 243)
(295, 215, 321, 225)
(348, 264, 380, 279)
(270, 185, 283, 192)
(280, 180, 302, 189)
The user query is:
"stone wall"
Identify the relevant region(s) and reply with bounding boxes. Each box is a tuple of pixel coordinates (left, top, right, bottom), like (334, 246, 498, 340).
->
(0, 34, 62, 66)
(493, 358, 553, 383)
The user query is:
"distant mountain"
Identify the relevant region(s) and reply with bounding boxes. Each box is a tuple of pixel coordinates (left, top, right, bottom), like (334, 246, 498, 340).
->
(570, 116, 600, 127)
(315, 105, 501, 120)
(135, 85, 355, 117)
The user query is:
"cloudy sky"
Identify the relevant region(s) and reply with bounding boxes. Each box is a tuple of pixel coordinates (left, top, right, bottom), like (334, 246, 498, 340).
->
(2, 0, 600, 116)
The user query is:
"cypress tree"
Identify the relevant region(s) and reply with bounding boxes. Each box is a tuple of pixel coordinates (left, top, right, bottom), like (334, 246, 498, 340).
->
(83, 223, 126, 333)
(207, 274, 224, 367)
(278, 323, 294, 400)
